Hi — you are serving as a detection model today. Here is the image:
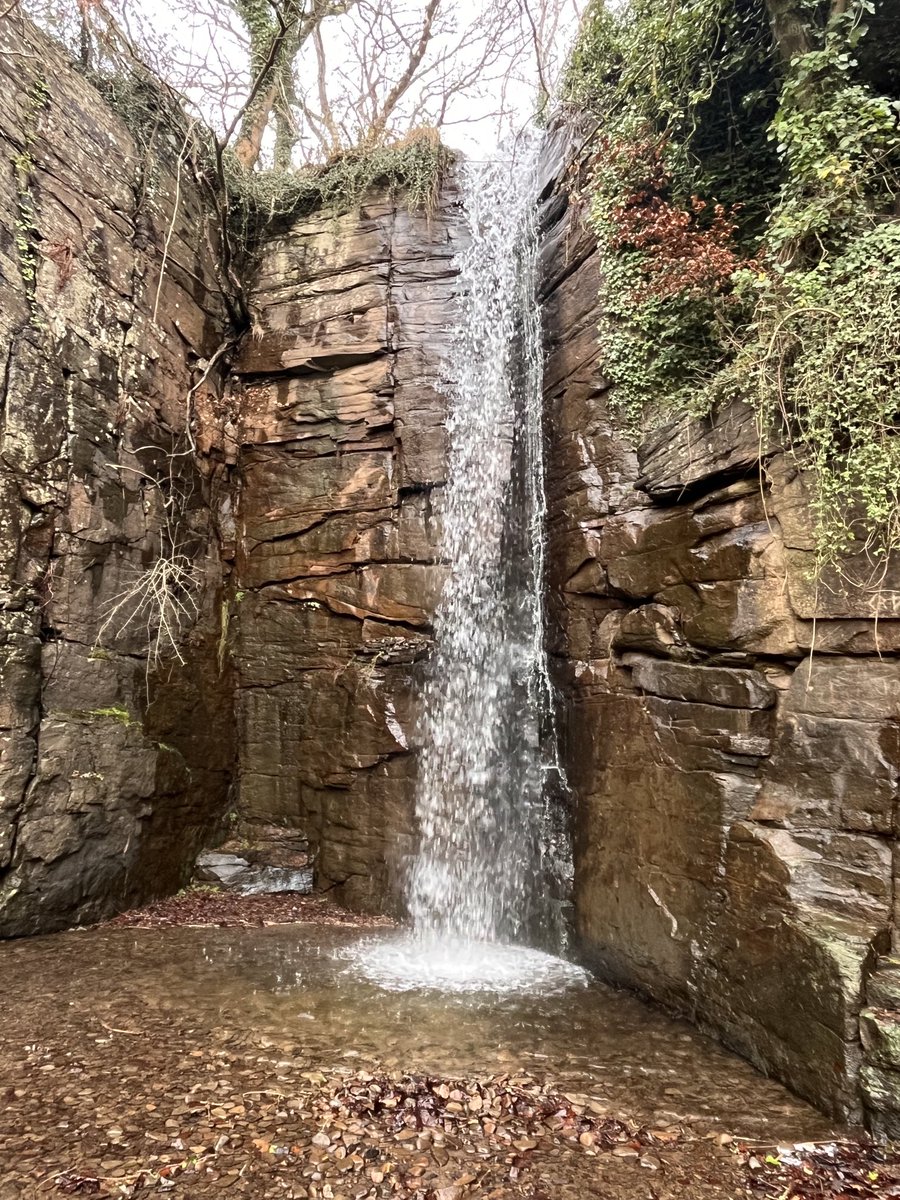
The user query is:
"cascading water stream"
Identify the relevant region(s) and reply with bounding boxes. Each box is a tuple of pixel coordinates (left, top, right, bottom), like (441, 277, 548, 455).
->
(352, 139, 583, 993)
(408, 138, 568, 948)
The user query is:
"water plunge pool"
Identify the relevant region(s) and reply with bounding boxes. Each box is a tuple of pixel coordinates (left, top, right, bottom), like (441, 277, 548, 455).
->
(0, 920, 838, 1199)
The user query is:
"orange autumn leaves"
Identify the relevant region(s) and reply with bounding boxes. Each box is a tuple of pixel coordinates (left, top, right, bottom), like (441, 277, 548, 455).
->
(595, 136, 760, 304)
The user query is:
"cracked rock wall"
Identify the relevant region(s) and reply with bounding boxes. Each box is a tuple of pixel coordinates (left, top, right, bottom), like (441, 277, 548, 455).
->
(538, 126, 900, 1131)
(0, 18, 236, 934)
(0, 13, 465, 932)
(8, 10, 900, 1139)
(229, 190, 463, 913)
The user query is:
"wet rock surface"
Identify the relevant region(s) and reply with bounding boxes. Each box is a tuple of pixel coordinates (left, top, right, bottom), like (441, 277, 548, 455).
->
(0, 18, 235, 935)
(230, 186, 464, 915)
(0, 921, 862, 1199)
(0, 13, 465, 931)
(195, 852, 314, 896)
(539, 123, 900, 1132)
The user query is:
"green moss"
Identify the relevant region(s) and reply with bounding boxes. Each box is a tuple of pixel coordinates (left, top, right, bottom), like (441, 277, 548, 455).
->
(86, 706, 134, 725)
(565, 0, 900, 573)
(226, 130, 454, 258)
(175, 883, 222, 897)
(12, 74, 51, 321)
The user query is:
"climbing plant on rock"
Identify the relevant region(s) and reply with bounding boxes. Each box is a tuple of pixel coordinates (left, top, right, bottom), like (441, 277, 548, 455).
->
(564, 0, 900, 575)
(225, 126, 452, 261)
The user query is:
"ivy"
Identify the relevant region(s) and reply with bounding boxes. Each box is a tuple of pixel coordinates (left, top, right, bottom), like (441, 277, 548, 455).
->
(225, 129, 453, 261)
(720, 224, 900, 572)
(564, 0, 900, 573)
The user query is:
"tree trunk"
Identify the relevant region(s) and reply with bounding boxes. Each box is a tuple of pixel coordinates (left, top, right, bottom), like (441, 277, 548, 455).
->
(234, 82, 277, 169)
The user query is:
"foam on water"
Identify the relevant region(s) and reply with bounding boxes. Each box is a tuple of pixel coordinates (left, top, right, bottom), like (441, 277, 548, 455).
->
(350, 934, 588, 995)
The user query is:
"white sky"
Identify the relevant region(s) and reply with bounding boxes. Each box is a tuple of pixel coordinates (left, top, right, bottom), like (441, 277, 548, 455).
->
(126, 0, 584, 159)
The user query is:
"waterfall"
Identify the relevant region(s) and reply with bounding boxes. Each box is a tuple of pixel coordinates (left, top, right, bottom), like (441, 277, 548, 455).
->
(407, 138, 569, 947)
(351, 139, 582, 993)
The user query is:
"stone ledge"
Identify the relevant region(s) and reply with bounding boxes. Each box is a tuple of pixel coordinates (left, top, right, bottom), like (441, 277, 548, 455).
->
(623, 653, 776, 710)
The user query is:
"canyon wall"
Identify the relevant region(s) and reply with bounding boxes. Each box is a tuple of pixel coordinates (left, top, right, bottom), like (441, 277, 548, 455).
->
(0, 17, 461, 928)
(5, 9, 900, 1138)
(0, 17, 236, 935)
(229, 192, 461, 912)
(0, 15, 462, 930)
(538, 126, 900, 1133)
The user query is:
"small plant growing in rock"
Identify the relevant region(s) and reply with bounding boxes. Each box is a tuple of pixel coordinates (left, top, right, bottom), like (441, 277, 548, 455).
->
(94, 446, 204, 673)
(95, 541, 202, 670)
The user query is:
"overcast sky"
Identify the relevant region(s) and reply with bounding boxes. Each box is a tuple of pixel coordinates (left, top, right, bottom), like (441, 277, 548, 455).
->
(127, 0, 584, 159)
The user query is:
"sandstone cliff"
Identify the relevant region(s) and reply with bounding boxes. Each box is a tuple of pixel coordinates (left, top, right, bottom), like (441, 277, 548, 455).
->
(0, 17, 236, 935)
(538, 124, 900, 1133)
(4, 10, 900, 1139)
(230, 186, 462, 912)
(0, 17, 460, 929)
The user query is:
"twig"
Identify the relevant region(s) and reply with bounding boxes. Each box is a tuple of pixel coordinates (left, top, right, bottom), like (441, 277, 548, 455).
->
(183, 335, 238, 453)
(152, 121, 195, 326)
(99, 1020, 144, 1036)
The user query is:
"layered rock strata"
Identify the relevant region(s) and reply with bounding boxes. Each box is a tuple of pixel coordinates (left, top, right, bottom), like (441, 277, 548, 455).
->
(0, 18, 236, 934)
(538, 126, 900, 1129)
(6, 10, 900, 1140)
(0, 15, 463, 931)
(229, 192, 462, 912)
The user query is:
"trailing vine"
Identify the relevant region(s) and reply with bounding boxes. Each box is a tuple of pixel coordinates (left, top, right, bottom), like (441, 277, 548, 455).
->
(564, 0, 900, 575)
(225, 127, 453, 265)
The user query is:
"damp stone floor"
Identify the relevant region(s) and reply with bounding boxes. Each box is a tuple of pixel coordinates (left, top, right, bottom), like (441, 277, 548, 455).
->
(0, 916, 865, 1199)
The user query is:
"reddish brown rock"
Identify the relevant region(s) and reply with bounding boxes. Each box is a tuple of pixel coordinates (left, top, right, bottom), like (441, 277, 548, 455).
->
(539, 125, 900, 1130)
(0, 20, 235, 935)
(230, 183, 463, 913)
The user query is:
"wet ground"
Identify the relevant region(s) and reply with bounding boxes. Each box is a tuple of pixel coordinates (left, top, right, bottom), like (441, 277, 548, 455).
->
(0, 916, 889, 1199)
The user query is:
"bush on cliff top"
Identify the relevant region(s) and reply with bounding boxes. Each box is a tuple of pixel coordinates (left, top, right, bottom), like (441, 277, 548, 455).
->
(564, 0, 900, 576)
(225, 128, 453, 251)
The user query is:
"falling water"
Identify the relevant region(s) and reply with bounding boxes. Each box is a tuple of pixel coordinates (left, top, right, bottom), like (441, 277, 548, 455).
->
(408, 140, 568, 945)
(352, 139, 583, 993)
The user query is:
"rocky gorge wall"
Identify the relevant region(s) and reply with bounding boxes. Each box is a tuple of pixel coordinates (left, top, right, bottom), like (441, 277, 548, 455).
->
(5, 8, 900, 1139)
(0, 15, 460, 929)
(0, 17, 237, 935)
(537, 126, 900, 1133)
(229, 189, 461, 912)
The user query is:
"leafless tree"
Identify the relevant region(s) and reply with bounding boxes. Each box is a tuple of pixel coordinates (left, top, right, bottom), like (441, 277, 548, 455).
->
(17, 0, 583, 165)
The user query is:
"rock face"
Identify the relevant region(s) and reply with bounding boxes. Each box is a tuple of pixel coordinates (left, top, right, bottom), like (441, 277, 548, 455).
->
(6, 11, 900, 1139)
(0, 16, 462, 931)
(0, 17, 462, 930)
(538, 125, 900, 1128)
(0, 18, 236, 934)
(230, 191, 462, 912)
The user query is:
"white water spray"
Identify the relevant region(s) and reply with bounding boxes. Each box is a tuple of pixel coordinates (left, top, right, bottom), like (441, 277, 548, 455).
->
(352, 140, 582, 993)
